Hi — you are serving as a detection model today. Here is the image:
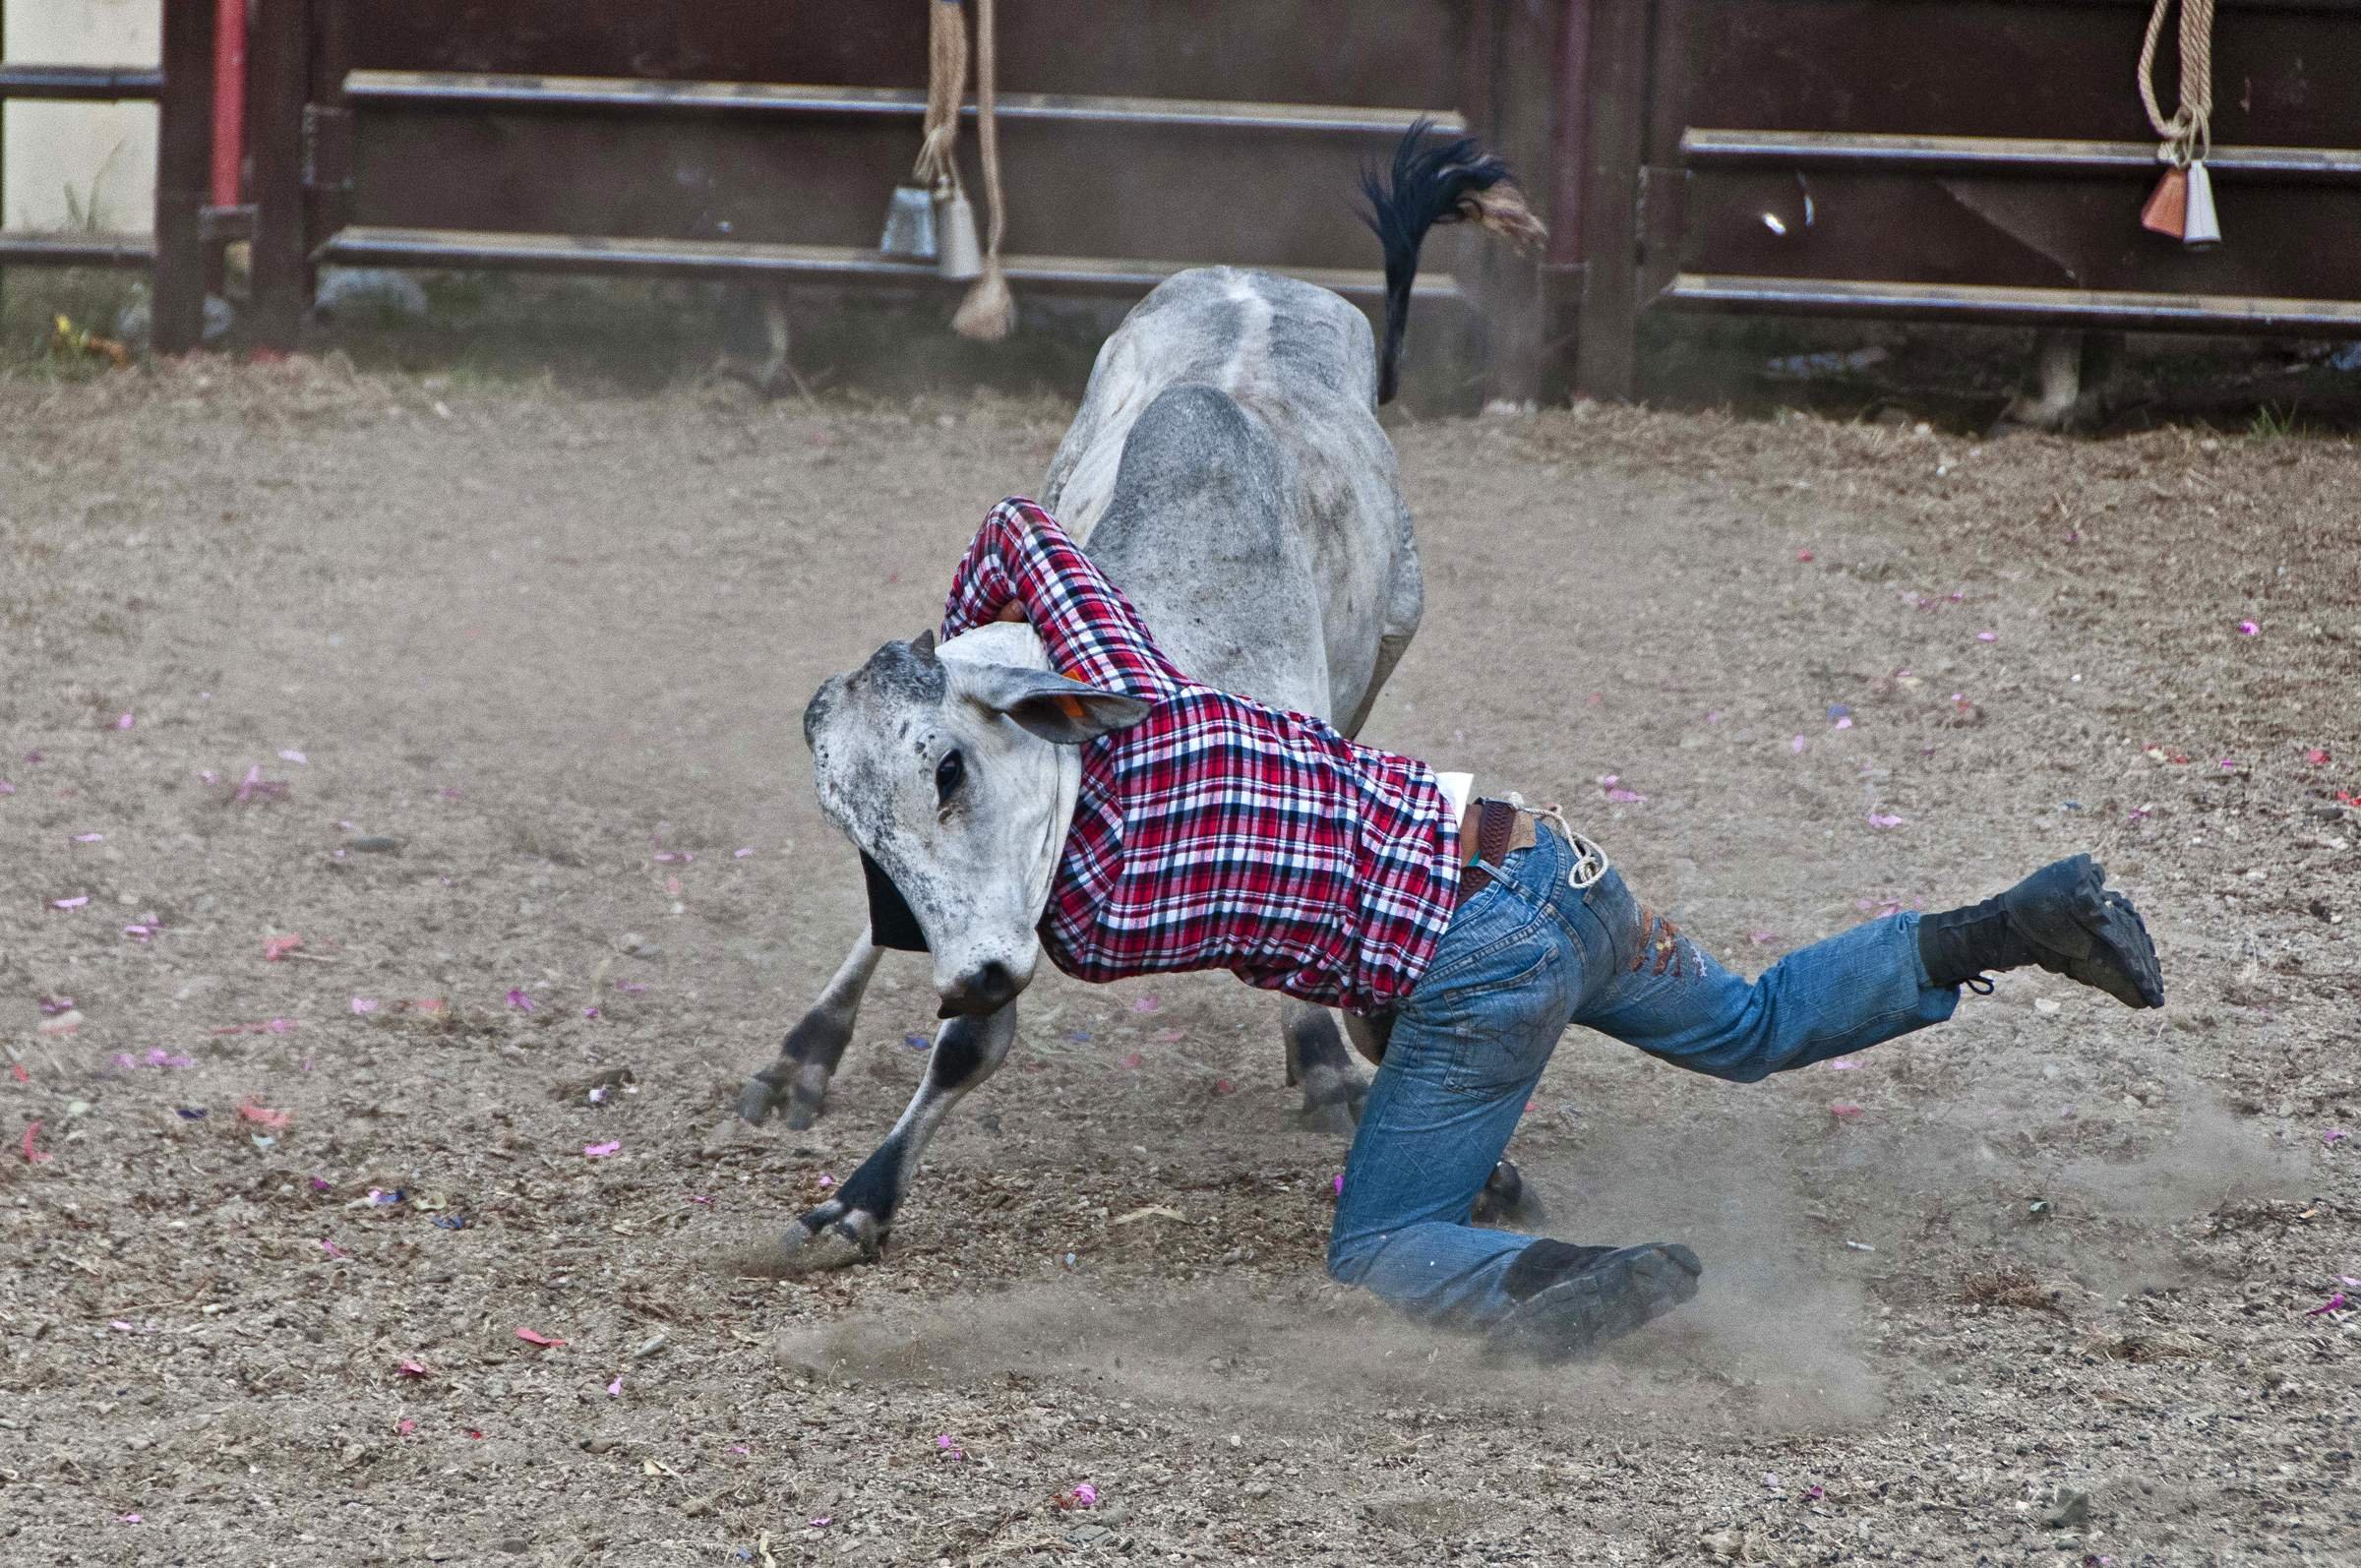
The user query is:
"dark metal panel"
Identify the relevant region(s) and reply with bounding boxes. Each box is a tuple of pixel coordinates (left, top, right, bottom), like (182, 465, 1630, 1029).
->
(1648, 1, 2361, 157)
(1677, 169, 2361, 302)
(1572, 0, 1652, 396)
(338, 2, 1467, 109)
(0, 65, 165, 101)
(153, 0, 219, 354)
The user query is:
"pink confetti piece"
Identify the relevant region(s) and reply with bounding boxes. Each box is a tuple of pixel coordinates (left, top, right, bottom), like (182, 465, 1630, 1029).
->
(437, 785, 462, 802)
(397, 1359, 429, 1378)
(617, 981, 648, 995)
(583, 1141, 622, 1159)
(2217, 757, 2241, 772)
(321, 1237, 344, 1258)
(2325, 1127, 2350, 1147)
(733, 846, 755, 859)
(263, 934, 303, 961)
(1806, 1485, 1825, 1501)
(1828, 1058, 1860, 1070)
(1332, 1173, 1345, 1196)
(1830, 1103, 1864, 1120)
(238, 1100, 292, 1130)
(807, 1517, 832, 1530)
(350, 996, 379, 1014)
(118, 1513, 142, 1525)
(121, 923, 157, 941)
(143, 1049, 194, 1068)
(506, 988, 535, 1012)
(22, 750, 41, 763)
(113, 711, 135, 731)
(1789, 735, 1808, 754)
(936, 1433, 966, 1460)
(196, 768, 218, 786)
(1746, 931, 1780, 945)
(395, 1418, 417, 1436)
(582, 1005, 601, 1019)
(71, 831, 104, 844)
(2237, 621, 2260, 636)
(309, 1176, 332, 1193)
(2305, 1292, 2348, 1317)
(1131, 995, 1161, 1014)
(50, 895, 90, 911)
(652, 851, 694, 864)
(1604, 787, 1647, 805)
(1795, 549, 1814, 563)
(1060, 1482, 1099, 1510)
(687, 1194, 714, 1205)
(0, 779, 13, 795)
(38, 995, 74, 1015)
(21, 1121, 53, 1165)
(1866, 813, 1905, 829)
(607, 1376, 623, 1397)
(1975, 631, 1997, 642)
(1212, 1078, 1236, 1095)
(8, 1064, 25, 1084)
(727, 1443, 749, 1455)
(1833, 716, 1853, 731)
(1120, 1052, 1144, 1068)
(2305, 748, 2331, 766)
(233, 764, 290, 804)
(817, 1172, 836, 1188)
(515, 1327, 568, 1348)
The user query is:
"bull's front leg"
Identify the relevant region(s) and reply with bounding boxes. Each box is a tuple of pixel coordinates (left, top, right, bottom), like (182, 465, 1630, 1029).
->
(780, 1002, 1017, 1263)
(739, 933, 881, 1128)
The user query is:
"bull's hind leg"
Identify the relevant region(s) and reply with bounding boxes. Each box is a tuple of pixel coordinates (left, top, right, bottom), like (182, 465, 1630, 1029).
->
(739, 933, 879, 1128)
(1283, 997, 1367, 1135)
(783, 1004, 1017, 1263)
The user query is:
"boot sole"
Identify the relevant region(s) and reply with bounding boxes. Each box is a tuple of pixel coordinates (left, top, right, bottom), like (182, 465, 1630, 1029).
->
(1482, 1242, 1703, 1367)
(2041, 854, 2166, 1009)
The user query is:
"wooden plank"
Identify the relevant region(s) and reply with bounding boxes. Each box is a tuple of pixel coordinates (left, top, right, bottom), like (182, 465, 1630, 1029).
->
(1570, 0, 1650, 398)
(153, 0, 219, 354)
(1681, 129, 2361, 182)
(314, 225, 1466, 304)
(341, 71, 1467, 138)
(1661, 272, 2361, 334)
(248, 0, 311, 347)
(0, 232, 154, 268)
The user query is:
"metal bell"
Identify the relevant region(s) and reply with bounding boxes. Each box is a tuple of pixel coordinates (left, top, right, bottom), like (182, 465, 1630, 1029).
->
(935, 179, 983, 281)
(2181, 159, 2221, 249)
(880, 183, 938, 261)
(2141, 165, 2188, 239)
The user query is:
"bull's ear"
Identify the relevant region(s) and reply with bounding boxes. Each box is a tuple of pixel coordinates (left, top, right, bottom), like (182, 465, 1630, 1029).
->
(910, 629, 938, 660)
(956, 662, 1151, 746)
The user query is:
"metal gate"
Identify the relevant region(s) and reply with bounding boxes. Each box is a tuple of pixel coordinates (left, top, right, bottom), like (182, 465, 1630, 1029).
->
(246, 0, 1573, 402)
(1570, 0, 2361, 396)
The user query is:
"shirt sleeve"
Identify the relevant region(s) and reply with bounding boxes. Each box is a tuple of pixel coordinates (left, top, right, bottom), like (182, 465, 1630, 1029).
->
(939, 498, 1184, 701)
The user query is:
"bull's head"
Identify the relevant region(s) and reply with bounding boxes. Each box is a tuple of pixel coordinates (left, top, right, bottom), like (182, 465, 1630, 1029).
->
(804, 623, 1149, 1017)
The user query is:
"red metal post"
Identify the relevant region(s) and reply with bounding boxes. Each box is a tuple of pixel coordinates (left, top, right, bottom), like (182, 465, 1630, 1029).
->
(212, 0, 246, 207)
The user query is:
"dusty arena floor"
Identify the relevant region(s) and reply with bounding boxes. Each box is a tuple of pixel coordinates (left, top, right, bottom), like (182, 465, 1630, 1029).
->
(3, 361, 2357, 1565)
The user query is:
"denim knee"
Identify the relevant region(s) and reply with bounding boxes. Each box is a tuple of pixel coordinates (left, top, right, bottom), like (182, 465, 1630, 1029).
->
(1325, 1227, 1377, 1287)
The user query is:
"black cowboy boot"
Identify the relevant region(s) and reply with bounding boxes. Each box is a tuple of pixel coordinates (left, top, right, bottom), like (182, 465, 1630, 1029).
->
(1481, 1240, 1703, 1366)
(1917, 853, 2164, 1007)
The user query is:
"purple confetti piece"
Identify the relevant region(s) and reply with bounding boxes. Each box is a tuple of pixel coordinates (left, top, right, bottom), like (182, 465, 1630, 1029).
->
(506, 989, 535, 1012)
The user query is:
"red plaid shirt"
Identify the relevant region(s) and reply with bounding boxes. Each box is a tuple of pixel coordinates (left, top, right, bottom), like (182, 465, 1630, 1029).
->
(940, 499, 1463, 1014)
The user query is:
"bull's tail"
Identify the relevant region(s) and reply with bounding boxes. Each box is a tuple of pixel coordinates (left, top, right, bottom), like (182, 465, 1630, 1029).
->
(1359, 121, 1547, 404)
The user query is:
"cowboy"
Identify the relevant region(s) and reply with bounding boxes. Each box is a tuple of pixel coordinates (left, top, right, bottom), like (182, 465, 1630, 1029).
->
(812, 499, 2165, 1363)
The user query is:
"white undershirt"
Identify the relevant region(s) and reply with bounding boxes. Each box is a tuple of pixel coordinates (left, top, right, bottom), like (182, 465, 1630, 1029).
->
(1434, 770, 1474, 825)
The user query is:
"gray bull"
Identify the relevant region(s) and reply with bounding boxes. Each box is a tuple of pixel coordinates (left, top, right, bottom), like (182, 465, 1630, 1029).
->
(745, 131, 1544, 1259)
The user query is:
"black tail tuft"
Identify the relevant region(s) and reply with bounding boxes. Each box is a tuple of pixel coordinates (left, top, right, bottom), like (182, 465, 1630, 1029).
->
(1359, 120, 1541, 405)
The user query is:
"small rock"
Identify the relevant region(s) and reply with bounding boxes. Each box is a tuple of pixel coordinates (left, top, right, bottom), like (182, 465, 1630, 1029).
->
(1701, 1526, 1748, 1560)
(349, 836, 402, 855)
(2033, 997, 2061, 1016)
(314, 267, 431, 323)
(495, 1536, 529, 1554)
(2041, 1489, 2092, 1529)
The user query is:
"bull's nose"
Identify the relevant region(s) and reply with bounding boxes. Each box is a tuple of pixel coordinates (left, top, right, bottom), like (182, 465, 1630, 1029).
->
(938, 960, 1019, 1018)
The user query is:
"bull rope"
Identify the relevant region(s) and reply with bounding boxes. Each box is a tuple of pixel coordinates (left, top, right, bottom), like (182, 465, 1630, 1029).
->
(2138, 0, 2215, 167)
(914, 0, 969, 187)
(951, 0, 1016, 340)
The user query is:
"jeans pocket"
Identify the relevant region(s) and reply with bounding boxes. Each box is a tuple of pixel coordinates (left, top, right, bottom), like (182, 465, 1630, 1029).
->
(1430, 936, 1568, 1097)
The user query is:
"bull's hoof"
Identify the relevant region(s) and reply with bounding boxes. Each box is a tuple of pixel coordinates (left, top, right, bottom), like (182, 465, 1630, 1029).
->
(778, 1091, 824, 1131)
(1295, 1064, 1366, 1136)
(738, 1072, 788, 1125)
(781, 1200, 883, 1269)
(740, 1059, 831, 1128)
(1472, 1159, 1544, 1229)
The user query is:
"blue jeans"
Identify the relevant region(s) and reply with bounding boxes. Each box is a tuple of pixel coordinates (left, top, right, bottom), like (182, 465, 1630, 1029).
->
(1327, 815, 1959, 1328)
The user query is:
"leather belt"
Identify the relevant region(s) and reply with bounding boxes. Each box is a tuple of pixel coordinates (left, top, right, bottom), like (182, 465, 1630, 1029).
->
(1457, 797, 1537, 904)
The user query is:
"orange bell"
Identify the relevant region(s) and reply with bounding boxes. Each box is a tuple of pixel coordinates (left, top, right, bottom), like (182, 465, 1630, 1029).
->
(2141, 166, 2190, 238)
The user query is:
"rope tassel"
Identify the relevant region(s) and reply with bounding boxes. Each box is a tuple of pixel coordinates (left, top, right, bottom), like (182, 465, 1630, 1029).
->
(2137, 0, 2222, 247)
(952, 0, 1015, 340)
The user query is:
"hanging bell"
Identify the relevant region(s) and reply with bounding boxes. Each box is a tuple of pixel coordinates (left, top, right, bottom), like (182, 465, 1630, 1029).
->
(935, 177, 983, 282)
(2181, 159, 2221, 249)
(2141, 164, 2189, 239)
(880, 183, 938, 262)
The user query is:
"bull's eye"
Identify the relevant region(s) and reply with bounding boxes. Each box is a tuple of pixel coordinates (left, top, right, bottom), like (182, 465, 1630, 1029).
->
(934, 749, 966, 805)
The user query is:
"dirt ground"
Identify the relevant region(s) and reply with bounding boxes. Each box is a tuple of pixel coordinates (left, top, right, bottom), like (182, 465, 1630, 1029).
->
(2, 359, 2357, 1567)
